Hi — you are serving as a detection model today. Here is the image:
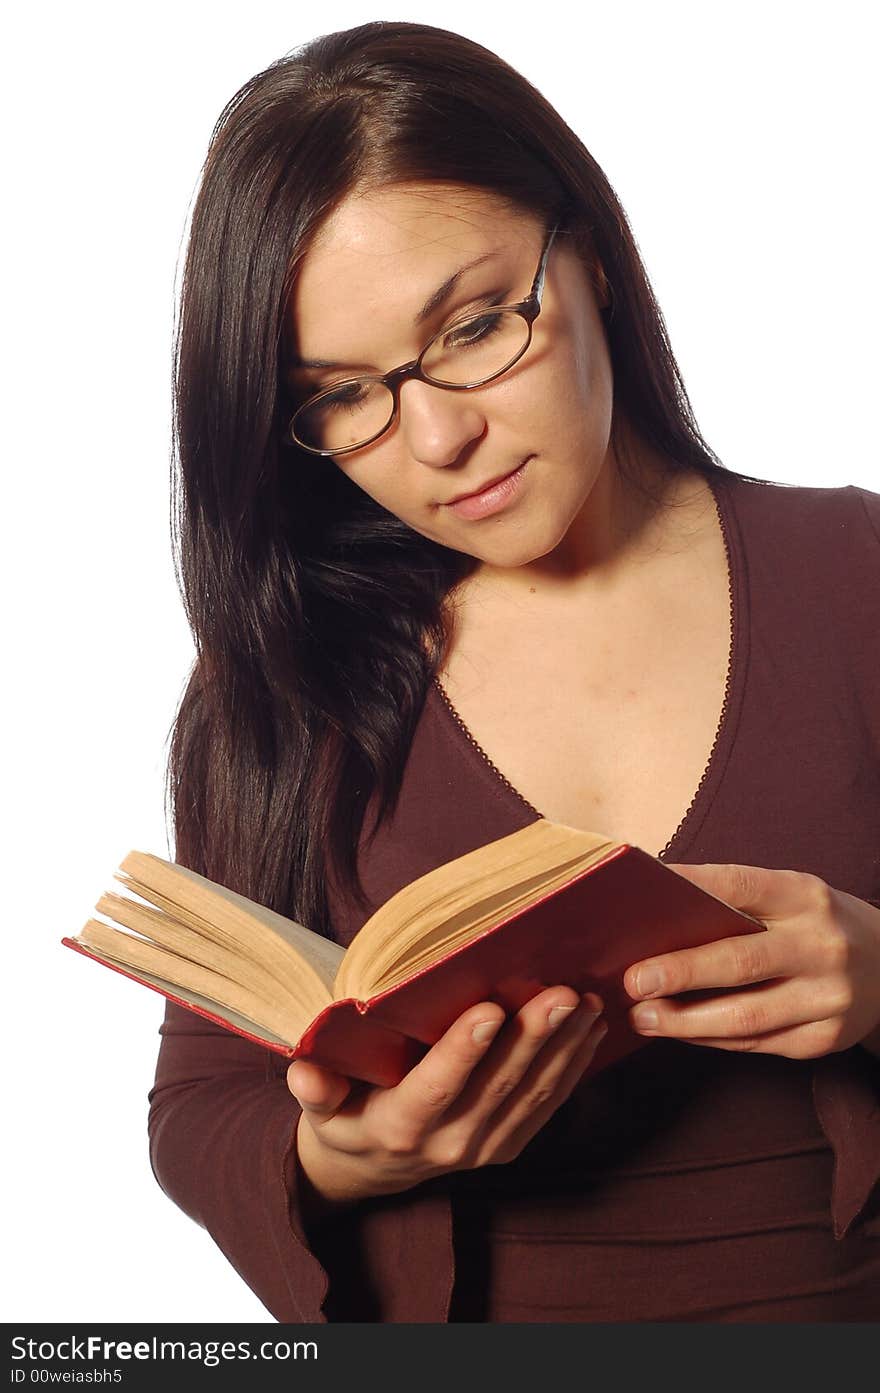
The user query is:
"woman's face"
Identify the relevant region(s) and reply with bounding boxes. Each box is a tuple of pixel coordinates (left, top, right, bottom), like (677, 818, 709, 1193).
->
(287, 184, 614, 573)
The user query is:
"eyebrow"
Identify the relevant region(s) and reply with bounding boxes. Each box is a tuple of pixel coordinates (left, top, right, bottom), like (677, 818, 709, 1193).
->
(291, 250, 500, 373)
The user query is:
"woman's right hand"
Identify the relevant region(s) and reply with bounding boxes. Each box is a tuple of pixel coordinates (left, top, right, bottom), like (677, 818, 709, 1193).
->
(287, 986, 606, 1213)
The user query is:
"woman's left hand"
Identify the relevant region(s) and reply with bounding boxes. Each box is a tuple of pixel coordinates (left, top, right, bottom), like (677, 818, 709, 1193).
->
(623, 864, 880, 1060)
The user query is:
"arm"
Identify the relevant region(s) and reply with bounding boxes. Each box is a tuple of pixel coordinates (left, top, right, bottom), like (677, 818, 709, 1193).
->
(150, 980, 610, 1320)
(148, 1000, 455, 1322)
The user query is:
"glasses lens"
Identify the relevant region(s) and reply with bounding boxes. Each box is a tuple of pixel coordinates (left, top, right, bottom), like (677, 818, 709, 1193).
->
(420, 309, 530, 386)
(293, 379, 395, 454)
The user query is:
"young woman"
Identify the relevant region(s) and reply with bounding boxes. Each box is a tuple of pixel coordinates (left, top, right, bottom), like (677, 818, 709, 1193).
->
(149, 20, 880, 1321)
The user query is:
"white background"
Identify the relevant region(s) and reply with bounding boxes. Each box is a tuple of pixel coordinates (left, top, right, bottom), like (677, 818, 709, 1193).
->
(4, 0, 877, 1321)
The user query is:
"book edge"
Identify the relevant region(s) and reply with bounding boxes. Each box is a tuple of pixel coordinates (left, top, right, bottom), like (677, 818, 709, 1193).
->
(61, 936, 297, 1058)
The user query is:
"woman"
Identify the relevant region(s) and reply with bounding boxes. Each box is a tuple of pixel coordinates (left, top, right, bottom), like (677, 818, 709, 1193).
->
(149, 20, 880, 1321)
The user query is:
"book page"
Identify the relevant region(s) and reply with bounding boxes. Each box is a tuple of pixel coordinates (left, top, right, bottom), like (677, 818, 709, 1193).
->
(337, 820, 616, 997)
(74, 943, 295, 1049)
(77, 918, 305, 1043)
(94, 889, 299, 1009)
(117, 852, 342, 1001)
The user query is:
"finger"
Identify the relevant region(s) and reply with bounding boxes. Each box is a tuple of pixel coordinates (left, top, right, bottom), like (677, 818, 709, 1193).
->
(287, 1059, 352, 1119)
(628, 979, 842, 1041)
(674, 1016, 845, 1059)
(663, 862, 823, 923)
(474, 1015, 609, 1165)
(453, 991, 604, 1133)
(623, 928, 788, 1000)
(389, 997, 514, 1131)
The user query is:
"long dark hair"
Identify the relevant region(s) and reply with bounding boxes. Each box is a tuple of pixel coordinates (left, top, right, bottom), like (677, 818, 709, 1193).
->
(166, 19, 757, 939)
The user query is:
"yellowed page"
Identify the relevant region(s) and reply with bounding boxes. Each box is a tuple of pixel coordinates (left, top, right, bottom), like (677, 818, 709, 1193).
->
(336, 819, 616, 998)
(77, 918, 311, 1041)
(94, 890, 302, 1010)
(73, 943, 294, 1049)
(116, 852, 342, 1002)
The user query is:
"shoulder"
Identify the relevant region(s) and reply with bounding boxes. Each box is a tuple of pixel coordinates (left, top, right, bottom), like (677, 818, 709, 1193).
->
(718, 471, 880, 532)
(714, 474, 879, 723)
(846, 483, 880, 539)
(716, 472, 880, 574)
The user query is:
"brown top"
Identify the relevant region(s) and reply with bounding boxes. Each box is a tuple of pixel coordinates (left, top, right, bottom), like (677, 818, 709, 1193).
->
(148, 472, 880, 1321)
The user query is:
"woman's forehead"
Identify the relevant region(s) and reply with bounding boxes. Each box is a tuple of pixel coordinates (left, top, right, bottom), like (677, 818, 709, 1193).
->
(290, 184, 538, 356)
(308, 183, 530, 258)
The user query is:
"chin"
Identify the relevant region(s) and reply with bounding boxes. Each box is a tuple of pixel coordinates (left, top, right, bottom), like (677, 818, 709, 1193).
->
(462, 518, 569, 570)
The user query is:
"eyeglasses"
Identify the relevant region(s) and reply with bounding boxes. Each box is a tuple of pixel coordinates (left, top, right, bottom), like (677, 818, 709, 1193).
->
(286, 222, 559, 457)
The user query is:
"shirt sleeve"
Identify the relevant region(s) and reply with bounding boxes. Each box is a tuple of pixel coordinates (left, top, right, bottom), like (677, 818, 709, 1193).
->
(851, 484, 880, 547)
(148, 1000, 456, 1321)
(812, 1047, 880, 1239)
(813, 488, 880, 1233)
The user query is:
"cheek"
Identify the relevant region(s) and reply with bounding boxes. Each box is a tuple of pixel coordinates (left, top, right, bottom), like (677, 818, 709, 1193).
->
(336, 455, 442, 535)
(506, 320, 612, 453)
(564, 313, 613, 415)
(334, 455, 402, 512)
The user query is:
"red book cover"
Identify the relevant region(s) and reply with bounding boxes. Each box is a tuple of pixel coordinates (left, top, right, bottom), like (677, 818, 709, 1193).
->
(63, 842, 764, 1088)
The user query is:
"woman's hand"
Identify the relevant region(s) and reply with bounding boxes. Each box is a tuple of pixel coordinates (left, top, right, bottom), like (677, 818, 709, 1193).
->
(624, 863, 880, 1061)
(287, 986, 606, 1211)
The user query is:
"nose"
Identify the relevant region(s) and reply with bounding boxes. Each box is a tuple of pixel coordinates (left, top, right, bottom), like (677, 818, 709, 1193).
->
(398, 379, 486, 468)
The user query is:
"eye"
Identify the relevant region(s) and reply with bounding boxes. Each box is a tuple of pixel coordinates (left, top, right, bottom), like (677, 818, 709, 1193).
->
(442, 310, 506, 351)
(317, 380, 372, 414)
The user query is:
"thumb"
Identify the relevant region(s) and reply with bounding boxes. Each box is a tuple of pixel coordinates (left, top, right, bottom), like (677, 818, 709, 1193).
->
(287, 1059, 352, 1118)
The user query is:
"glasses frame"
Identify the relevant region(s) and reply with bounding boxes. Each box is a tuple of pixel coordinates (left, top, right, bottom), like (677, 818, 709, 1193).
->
(286, 221, 560, 458)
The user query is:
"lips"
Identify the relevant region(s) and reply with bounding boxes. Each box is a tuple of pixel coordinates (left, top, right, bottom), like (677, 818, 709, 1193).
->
(440, 458, 531, 521)
(443, 465, 523, 506)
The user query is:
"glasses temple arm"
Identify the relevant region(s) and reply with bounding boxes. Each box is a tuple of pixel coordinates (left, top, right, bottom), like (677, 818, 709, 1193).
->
(530, 221, 559, 303)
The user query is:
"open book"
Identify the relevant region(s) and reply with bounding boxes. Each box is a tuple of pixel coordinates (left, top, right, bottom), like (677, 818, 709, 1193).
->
(63, 819, 764, 1087)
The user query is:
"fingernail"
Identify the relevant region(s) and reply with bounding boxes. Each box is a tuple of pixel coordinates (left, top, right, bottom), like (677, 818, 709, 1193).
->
(548, 1004, 578, 1028)
(632, 1005, 659, 1031)
(636, 967, 664, 997)
(472, 1018, 503, 1044)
